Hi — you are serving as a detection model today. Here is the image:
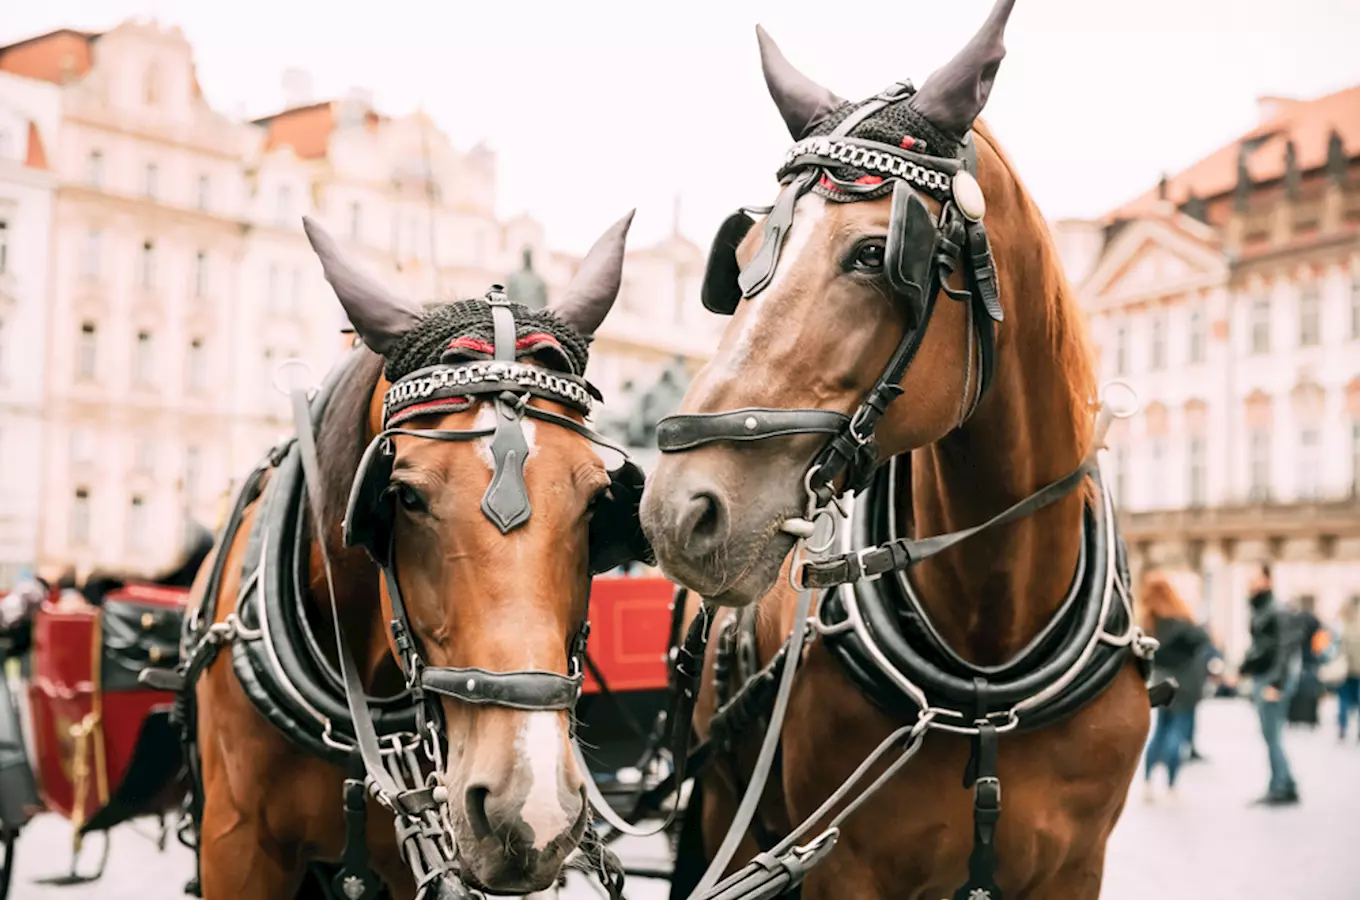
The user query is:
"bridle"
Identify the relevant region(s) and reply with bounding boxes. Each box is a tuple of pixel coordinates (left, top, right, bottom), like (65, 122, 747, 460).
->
(657, 81, 1005, 521)
(342, 288, 646, 728)
(291, 288, 648, 897)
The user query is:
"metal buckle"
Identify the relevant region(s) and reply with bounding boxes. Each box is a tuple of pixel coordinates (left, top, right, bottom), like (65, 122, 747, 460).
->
(852, 547, 882, 583)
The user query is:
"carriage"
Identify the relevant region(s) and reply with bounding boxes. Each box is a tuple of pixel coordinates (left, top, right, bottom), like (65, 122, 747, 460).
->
(0, 569, 683, 900)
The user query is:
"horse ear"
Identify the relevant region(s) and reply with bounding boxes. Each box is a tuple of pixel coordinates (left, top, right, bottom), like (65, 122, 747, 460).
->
(908, 0, 1016, 138)
(551, 210, 634, 340)
(302, 216, 424, 356)
(756, 25, 845, 140)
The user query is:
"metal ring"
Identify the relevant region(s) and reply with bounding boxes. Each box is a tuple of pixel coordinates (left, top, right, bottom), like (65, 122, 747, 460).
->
(271, 358, 315, 397)
(1099, 380, 1140, 419)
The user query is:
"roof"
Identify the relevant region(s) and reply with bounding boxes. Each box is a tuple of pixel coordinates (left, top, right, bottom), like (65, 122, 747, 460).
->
(1110, 83, 1360, 221)
(24, 120, 48, 170)
(0, 28, 101, 84)
(252, 100, 383, 160)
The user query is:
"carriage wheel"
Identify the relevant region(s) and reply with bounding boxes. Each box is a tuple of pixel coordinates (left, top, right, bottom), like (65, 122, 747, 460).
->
(0, 828, 16, 900)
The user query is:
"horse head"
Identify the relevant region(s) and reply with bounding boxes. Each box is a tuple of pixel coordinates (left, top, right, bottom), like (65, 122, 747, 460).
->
(641, 0, 1030, 606)
(305, 212, 640, 893)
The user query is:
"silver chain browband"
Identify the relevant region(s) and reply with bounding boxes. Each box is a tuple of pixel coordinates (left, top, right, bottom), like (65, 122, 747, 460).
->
(382, 360, 593, 426)
(782, 136, 955, 194)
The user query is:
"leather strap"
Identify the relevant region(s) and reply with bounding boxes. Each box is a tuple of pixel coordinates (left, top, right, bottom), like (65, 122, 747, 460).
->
(480, 392, 533, 533)
(800, 458, 1096, 589)
(422, 666, 581, 711)
(657, 409, 851, 452)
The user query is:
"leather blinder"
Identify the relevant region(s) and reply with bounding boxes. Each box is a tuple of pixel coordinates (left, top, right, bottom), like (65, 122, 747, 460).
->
(885, 180, 937, 330)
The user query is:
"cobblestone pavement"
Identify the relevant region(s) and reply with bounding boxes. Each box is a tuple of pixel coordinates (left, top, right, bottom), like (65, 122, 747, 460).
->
(10, 698, 1359, 899)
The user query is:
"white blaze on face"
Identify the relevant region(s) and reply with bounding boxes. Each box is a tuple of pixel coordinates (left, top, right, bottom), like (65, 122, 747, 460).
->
(516, 712, 571, 849)
(727, 193, 827, 368)
(472, 402, 537, 471)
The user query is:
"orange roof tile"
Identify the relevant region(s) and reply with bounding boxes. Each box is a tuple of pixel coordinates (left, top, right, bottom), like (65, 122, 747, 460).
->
(0, 29, 99, 84)
(255, 101, 335, 160)
(24, 121, 48, 170)
(1110, 84, 1360, 221)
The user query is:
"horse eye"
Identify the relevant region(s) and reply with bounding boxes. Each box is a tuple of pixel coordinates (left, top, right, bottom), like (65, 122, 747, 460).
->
(853, 241, 886, 272)
(391, 484, 426, 513)
(585, 487, 610, 515)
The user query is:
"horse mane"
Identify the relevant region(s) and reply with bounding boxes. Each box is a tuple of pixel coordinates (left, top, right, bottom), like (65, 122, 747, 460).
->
(973, 119, 1097, 457)
(315, 347, 386, 540)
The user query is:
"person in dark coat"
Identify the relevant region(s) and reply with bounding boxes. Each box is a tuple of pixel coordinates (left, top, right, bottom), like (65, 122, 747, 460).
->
(1287, 595, 1323, 727)
(1140, 572, 1213, 801)
(1238, 563, 1303, 805)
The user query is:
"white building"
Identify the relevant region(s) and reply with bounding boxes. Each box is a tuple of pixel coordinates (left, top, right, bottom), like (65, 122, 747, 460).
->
(0, 70, 58, 587)
(1054, 86, 1360, 664)
(0, 20, 722, 583)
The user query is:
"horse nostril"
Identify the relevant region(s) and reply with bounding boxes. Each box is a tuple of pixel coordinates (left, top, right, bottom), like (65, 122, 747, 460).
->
(465, 785, 492, 839)
(679, 489, 728, 552)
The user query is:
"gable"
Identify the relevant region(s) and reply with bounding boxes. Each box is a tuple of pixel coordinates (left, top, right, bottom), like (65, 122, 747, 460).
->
(1081, 218, 1227, 307)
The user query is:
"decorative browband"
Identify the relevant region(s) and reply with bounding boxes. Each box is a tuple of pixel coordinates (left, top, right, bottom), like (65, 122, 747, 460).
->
(778, 136, 959, 197)
(382, 360, 594, 428)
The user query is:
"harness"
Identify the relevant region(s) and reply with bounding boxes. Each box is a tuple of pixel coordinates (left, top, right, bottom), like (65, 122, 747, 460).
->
(651, 83, 1165, 900)
(151, 288, 658, 900)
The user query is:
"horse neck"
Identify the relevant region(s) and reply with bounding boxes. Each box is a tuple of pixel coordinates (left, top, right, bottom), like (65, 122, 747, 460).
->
(304, 351, 403, 692)
(906, 295, 1091, 668)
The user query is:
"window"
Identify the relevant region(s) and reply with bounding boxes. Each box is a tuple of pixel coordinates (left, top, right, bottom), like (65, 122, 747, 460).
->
(276, 186, 292, 227)
(197, 175, 211, 212)
(1114, 324, 1128, 376)
(83, 228, 101, 279)
(0, 218, 8, 276)
(76, 322, 97, 379)
(350, 202, 362, 240)
(187, 338, 205, 391)
(128, 495, 147, 549)
(135, 437, 154, 472)
(290, 267, 302, 313)
(144, 162, 158, 200)
(1298, 285, 1321, 346)
(87, 150, 103, 187)
(1250, 296, 1271, 354)
(134, 331, 154, 384)
(1249, 428, 1271, 502)
(1188, 437, 1207, 507)
(1148, 439, 1166, 508)
(144, 66, 159, 106)
(268, 263, 280, 305)
(70, 427, 92, 466)
(1188, 309, 1206, 363)
(194, 251, 208, 299)
(1298, 428, 1320, 500)
(140, 241, 155, 289)
(1149, 313, 1166, 370)
(1351, 277, 1360, 340)
(1352, 422, 1360, 496)
(184, 446, 201, 500)
(71, 489, 91, 545)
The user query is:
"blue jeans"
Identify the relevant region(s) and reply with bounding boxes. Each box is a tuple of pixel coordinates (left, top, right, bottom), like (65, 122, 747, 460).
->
(1144, 709, 1194, 787)
(1253, 677, 1299, 796)
(1339, 676, 1360, 736)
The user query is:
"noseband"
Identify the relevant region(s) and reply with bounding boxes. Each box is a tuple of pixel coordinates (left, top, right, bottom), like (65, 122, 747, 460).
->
(656, 81, 1004, 509)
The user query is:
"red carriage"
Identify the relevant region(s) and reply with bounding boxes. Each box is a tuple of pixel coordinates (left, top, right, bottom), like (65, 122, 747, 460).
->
(0, 569, 680, 899)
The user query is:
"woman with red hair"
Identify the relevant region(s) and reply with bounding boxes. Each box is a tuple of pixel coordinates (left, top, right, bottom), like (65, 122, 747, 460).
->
(1140, 572, 1213, 801)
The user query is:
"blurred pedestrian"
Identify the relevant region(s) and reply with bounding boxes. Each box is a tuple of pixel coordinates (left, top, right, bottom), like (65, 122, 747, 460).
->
(1287, 595, 1323, 728)
(1185, 640, 1225, 762)
(1140, 572, 1212, 802)
(1337, 596, 1360, 742)
(1238, 563, 1302, 805)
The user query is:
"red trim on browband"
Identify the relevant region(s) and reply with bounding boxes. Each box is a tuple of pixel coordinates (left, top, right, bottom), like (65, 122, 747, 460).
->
(818, 174, 841, 192)
(389, 397, 470, 424)
(899, 136, 916, 150)
(445, 332, 562, 356)
(855, 175, 884, 185)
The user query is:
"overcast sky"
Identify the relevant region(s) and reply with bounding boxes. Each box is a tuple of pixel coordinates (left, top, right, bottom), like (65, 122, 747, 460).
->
(4, 0, 1358, 254)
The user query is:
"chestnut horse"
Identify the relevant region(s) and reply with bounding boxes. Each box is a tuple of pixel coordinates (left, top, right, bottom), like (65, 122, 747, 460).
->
(642, 4, 1153, 899)
(184, 212, 643, 898)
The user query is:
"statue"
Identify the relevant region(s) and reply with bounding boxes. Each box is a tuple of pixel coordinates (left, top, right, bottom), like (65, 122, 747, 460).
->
(601, 356, 691, 450)
(504, 246, 548, 310)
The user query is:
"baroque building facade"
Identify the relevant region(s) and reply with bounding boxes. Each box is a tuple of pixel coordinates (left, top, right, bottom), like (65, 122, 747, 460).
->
(1053, 87, 1360, 665)
(0, 19, 718, 583)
